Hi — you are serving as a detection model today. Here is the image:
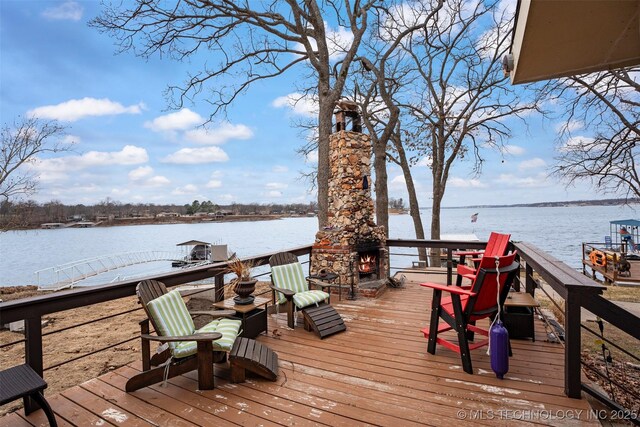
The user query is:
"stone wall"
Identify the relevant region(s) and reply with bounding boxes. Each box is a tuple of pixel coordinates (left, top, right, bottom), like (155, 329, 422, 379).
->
(311, 130, 387, 298)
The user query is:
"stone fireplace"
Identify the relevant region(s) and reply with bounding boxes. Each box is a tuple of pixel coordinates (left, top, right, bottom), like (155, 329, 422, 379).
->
(310, 104, 388, 298)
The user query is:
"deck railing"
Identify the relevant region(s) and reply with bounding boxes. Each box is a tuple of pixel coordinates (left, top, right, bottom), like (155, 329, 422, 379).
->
(2, 239, 639, 414)
(0, 244, 313, 413)
(512, 242, 640, 414)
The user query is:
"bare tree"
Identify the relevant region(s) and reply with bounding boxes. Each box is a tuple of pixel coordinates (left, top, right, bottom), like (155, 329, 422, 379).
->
(397, 0, 539, 239)
(0, 117, 68, 203)
(549, 68, 639, 199)
(92, 0, 377, 227)
(355, 0, 443, 236)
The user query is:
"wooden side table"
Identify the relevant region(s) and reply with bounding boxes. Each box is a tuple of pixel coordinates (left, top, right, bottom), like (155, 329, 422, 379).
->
(213, 296, 269, 339)
(308, 272, 341, 300)
(503, 292, 540, 341)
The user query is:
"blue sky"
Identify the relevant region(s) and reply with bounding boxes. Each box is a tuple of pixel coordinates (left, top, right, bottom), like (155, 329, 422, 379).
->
(1, 1, 605, 208)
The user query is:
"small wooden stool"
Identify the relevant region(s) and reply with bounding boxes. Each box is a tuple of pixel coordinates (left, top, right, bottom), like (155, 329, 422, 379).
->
(0, 364, 57, 426)
(229, 338, 279, 383)
(302, 304, 347, 339)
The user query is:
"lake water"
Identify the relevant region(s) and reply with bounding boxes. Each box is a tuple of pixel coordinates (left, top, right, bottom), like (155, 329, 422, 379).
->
(0, 204, 636, 287)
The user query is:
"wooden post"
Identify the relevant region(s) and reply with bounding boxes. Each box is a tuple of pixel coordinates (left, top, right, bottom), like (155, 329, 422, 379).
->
(140, 320, 151, 371)
(214, 273, 224, 303)
(196, 341, 214, 390)
(446, 248, 453, 286)
(525, 263, 534, 295)
(564, 288, 582, 398)
(24, 316, 43, 414)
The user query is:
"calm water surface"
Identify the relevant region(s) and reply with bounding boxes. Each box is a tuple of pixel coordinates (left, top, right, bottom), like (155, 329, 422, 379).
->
(0, 205, 636, 287)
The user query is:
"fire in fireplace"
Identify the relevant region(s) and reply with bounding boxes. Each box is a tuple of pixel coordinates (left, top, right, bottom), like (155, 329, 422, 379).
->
(359, 253, 377, 275)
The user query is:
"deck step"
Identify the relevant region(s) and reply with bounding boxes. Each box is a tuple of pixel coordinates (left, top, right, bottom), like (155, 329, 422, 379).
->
(302, 304, 347, 339)
(229, 338, 278, 383)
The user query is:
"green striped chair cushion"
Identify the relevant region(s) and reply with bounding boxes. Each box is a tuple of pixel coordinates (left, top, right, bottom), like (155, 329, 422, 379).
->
(197, 318, 242, 352)
(146, 289, 195, 355)
(293, 290, 330, 309)
(174, 317, 242, 357)
(271, 262, 309, 304)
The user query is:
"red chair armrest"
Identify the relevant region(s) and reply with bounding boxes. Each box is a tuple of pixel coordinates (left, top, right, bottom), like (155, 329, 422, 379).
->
(420, 282, 476, 296)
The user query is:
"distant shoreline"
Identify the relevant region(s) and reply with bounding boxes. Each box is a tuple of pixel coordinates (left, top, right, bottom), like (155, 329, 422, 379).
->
(15, 214, 309, 232)
(441, 198, 639, 210)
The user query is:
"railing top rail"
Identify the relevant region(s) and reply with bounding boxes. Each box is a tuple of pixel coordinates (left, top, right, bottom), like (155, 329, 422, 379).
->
(513, 241, 604, 297)
(386, 238, 487, 250)
(0, 244, 313, 324)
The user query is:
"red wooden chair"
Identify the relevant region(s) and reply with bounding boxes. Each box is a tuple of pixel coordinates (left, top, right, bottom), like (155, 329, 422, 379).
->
(420, 252, 519, 374)
(455, 232, 511, 286)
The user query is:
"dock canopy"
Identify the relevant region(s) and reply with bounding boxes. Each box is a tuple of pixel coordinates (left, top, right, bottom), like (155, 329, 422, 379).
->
(508, 0, 640, 84)
(176, 240, 211, 246)
(610, 219, 640, 228)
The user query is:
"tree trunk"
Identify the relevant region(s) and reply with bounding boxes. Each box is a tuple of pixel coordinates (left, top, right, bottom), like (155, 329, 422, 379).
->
(372, 137, 389, 236)
(395, 143, 426, 260)
(430, 186, 442, 240)
(428, 184, 443, 267)
(316, 91, 334, 228)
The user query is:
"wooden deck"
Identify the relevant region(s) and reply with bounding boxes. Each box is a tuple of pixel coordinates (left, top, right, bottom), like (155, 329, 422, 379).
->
(1, 273, 598, 426)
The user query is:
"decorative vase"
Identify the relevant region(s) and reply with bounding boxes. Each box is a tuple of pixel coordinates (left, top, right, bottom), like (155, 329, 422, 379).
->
(233, 278, 257, 305)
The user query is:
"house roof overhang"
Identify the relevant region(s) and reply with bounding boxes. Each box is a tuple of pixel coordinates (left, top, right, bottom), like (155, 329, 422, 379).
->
(509, 0, 640, 84)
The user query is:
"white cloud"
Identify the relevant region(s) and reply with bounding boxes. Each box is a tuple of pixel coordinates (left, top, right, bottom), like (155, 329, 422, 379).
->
(42, 1, 83, 21)
(391, 175, 406, 184)
(504, 145, 525, 156)
(144, 176, 171, 187)
(111, 188, 130, 197)
(265, 182, 287, 190)
(172, 184, 198, 195)
(218, 194, 235, 203)
(184, 122, 253, 145)
(294, 22, 354, 61)
(128, 166, 153, 181)
(206, 180, 222, 189)
(449, 177, 487, 188)
(34, 145, 148, 175)
(62, 135, 80, 145)
(28, 98, 144, 122)
(145, 108, 203, 132)
(555, 120, 584, 135)
(560, 135, 595, 152)
(305, 150, 318, 164)
(162, 147, 229, 164)
(265, 190, 283, 198)
(416, 156, 433, 167)
(518, 158, 546, 170)
(272, 165, 288, 173)
(272, 93, 318, 117)
(128, 166, 169, 186)
(495, 173, 549, 188)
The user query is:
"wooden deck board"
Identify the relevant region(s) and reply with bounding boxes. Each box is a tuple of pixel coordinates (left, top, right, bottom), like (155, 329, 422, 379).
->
(7, 276, 599, 426)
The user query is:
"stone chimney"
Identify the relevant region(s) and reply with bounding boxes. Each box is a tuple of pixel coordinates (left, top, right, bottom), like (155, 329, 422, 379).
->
(310, 102, 388, 299)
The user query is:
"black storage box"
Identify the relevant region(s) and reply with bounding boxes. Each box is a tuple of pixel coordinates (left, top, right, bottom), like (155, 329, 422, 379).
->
(502, 306, 535, 341)
(235, 308, 267, 339)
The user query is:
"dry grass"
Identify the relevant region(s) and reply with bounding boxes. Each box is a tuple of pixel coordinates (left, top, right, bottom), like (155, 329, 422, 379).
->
(602, 285, 640, 302)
